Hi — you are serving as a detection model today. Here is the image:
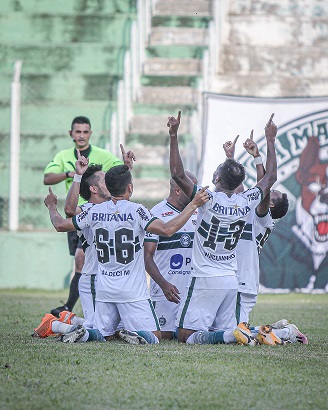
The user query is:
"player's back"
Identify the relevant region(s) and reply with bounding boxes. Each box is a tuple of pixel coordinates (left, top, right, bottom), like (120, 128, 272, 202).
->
(191, 187, 262, 277)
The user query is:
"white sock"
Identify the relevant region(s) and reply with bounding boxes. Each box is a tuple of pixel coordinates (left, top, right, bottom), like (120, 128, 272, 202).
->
(70, 316, 85, 325)
(79, 330, 89, 342)
(223, 331, 236, 344)
(51, 321, 74, 334)
(273, 328, 290, 340)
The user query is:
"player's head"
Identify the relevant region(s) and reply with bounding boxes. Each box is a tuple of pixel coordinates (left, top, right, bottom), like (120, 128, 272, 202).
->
(213, 159, 245, 191)
(170, 171, 197, 209)
(105, 165, 133, 197)
(71, 116, 91, 131)
(80, 165, 110, 201)
(270, 190, 289, 219)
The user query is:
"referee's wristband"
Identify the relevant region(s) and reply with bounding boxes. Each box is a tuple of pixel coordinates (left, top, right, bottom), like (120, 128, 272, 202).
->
(254, 155, 263, 165)
(65, 171, 70, 179)
(73, 174, 82, 183)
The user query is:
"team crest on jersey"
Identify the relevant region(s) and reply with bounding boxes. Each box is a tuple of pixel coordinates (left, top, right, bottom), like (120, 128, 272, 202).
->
(180, 233, 192, 247)
(159, 315, 167, 327)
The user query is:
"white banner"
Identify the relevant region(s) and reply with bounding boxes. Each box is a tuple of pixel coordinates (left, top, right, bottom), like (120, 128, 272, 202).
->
(201, 94, 328, 292)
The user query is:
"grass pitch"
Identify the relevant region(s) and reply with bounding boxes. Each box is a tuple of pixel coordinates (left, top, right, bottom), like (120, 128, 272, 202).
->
(0, 290, 327, 410)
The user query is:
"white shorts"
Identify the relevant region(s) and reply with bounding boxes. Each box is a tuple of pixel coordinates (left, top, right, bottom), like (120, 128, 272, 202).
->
(78, 274, 96, 328)
(236, 292, 257, 324)
(176, 276, 238, 332)
(152, 299, 179, 332)
(94, 299, 160, 337)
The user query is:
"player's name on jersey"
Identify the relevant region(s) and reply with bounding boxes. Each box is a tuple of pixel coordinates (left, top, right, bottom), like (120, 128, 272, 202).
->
(212, 203, 251, 216)
(204, 252, 236, 261)
(101, 269, 131, 277)
(91, 212, 134, 222)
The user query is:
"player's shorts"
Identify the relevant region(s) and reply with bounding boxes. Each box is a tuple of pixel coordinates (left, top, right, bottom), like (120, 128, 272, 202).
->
(235, 292, 257, 324)
(78, 274, 96, 328)
(176, 275, 238, 332)
(94, 299, 160, 337)
(67, 231, 83, 256)
(152, 299, 179, 332)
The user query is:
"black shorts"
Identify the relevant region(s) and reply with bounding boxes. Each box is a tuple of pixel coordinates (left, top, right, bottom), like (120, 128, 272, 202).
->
(67, 231, 83, 256)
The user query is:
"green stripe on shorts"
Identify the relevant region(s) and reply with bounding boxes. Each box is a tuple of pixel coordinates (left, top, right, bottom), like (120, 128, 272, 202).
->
(148, 299, 160, 331)
(178, 277, 196, 329)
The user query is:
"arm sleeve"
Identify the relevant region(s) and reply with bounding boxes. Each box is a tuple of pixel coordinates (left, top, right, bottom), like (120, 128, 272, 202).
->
(44, 152, 65, 174)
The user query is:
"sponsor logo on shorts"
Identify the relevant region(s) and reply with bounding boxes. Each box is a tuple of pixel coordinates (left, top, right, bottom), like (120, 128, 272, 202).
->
(159, 315, 167, 327)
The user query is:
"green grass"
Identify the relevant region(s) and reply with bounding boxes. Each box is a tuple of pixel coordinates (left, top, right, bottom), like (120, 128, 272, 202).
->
(0, 290, 327, 410)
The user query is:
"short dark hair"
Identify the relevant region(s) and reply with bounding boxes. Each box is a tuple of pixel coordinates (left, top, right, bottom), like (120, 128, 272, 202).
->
(271, 193, 289, 219)
(219, 159, 245, 190)
(105, 165, 132, 196)
(71, 116, 91, 131)
(80, 164, 103, 201)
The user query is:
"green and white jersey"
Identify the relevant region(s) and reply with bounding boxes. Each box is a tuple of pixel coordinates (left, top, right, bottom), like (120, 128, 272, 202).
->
(191, 185, 263, 277)
(78, 202, 98, 277)
(44, 145, 122, 205)
(72, 199, 157, 303)
(145, 200, 197, 301)
(236, 210, 275, 295)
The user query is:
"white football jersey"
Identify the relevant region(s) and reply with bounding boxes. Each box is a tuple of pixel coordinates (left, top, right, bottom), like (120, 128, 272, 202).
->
(191, 185, 263, 277)
(145, 200, 197, 301)
(236, 210, 275, 294)
(77, 202, 97, 277)
(73, 199, 157, 303)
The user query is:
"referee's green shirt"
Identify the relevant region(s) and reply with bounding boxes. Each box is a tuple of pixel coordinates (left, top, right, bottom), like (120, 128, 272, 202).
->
(44, 145, 122, 205)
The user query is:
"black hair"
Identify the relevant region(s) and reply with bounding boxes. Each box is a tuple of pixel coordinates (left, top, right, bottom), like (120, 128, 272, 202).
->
(105, 165, 132, 196)
(80, 164, 103, 201)
(71, 116, 91, 131)
(219, 159, 245, 190)
(271, 193, 289, 219)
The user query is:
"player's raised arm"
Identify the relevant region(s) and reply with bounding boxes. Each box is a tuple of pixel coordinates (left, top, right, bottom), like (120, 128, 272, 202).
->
(256, 113, 277, 198)
(147, 186, 209, 237)
(120, 143, 136, 170)
(45, 187, 76, 232)
(168, 111, 194, 199)
(64, 150, 89, 216)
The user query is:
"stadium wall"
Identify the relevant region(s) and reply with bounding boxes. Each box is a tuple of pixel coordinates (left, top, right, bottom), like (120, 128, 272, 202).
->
(0, 232, 72, 290)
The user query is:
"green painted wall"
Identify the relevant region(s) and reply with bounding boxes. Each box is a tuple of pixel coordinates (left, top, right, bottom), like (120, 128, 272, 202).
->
(0, 232, 73, 290)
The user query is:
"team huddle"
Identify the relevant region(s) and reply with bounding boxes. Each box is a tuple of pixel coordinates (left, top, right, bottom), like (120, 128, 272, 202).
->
(33, 112, 308, 346)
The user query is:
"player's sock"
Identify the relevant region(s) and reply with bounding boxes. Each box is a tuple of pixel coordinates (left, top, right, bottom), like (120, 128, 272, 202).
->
(86, 328, 105, 342)
(65, 271, 81, 311)
(186, 331, 225, 344)
(135, 330, 159, 344)
(223, 331, 237, 343)
(70, 315, 85, 325)
(172, 329, 179, 340)
(271, 328, 289, 340)
(51, 321, 75, 334)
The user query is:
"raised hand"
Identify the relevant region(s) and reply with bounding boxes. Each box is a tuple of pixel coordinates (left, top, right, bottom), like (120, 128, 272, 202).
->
(167, 111, 181, 136)
(265, 113, 277, 141)
(192, 186, 210, 207)
(243, 130, 260, 157)
(44, 187, 57, 208)
(223, 135, 239, 159)
(120, 143, 136, 170)
(75, 149, 89, 175)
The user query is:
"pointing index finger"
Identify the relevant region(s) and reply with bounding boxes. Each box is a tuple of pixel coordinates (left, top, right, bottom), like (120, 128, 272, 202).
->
(267, 113, 275, 125)
(120, 143, 126, 155)
(233, 135, 239, 145)
(177, 111, 181, 122)
(249, 130, 254, 141)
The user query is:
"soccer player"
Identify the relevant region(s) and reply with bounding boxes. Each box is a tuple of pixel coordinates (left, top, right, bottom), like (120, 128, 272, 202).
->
(144, 172, 198, 340)
(44, 165, 209, 344)
(44, 116, 123, 317)
(168, 111, 279, 345)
